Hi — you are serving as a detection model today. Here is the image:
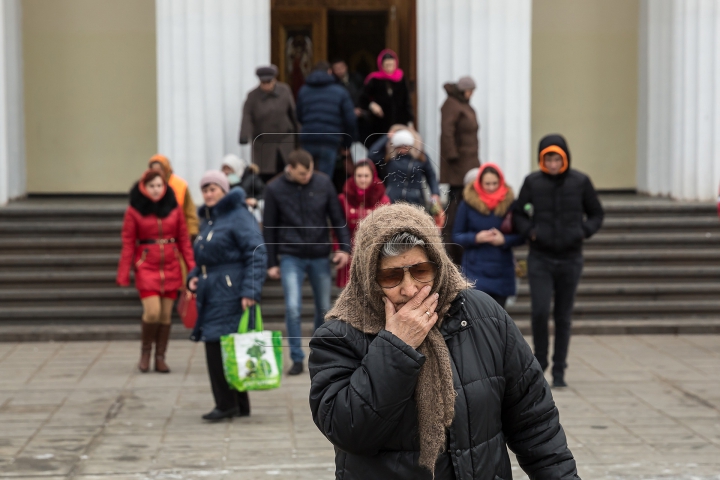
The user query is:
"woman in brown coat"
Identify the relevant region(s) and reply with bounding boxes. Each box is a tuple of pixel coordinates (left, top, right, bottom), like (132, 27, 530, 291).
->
(440, 76, 480, 265)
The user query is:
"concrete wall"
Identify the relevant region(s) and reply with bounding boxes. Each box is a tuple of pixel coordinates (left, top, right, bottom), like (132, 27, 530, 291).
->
(532, 0, 639, 189)
(22, 0, 156, 193)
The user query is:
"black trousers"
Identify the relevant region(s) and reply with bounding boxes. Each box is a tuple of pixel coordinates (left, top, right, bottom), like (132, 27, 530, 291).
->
(527, 252, 583, 377)
(205, 341, 250, 414)
(442, 185, 465, 266)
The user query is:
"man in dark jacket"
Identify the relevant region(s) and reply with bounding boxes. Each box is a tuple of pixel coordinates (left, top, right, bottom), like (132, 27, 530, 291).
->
(513, 134, 604, 387)
(263, 149, 351, 375)
(296, 61, 358, 178)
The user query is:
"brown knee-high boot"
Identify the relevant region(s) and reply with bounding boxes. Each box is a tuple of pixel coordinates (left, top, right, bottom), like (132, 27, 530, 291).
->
(155, 324, 172, 373)
(139, 322, 159, 373)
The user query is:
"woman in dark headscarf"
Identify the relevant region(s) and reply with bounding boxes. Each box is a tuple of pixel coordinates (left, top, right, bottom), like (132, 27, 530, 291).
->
(308, 203, 579, 480)
(358, 49, 414, 137)
(335, 159, 391, 287)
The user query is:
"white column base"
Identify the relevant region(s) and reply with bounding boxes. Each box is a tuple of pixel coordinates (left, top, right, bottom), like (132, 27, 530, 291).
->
(0, 0, 25, 205)
(638, 0, 720, 201)
(417, 0, 532, 191)
(156, 0, 270, 201)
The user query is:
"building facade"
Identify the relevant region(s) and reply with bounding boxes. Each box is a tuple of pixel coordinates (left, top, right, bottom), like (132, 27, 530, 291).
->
(0, 0, 718, 203)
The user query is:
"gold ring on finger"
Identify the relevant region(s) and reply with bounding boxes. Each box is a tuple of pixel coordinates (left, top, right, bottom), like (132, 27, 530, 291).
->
(425, 311, 431, 317)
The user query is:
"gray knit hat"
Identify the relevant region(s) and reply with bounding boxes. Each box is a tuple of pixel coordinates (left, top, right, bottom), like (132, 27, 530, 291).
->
(457, 76, 476, 91)
(200, 170, 230, 193)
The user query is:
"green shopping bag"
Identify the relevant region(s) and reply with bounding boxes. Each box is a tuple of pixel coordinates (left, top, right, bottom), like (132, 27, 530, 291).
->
(220, 305, 283, 392)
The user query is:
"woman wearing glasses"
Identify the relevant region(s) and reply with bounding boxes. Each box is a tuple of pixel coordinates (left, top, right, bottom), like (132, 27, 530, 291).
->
(308, 203, 578, 480)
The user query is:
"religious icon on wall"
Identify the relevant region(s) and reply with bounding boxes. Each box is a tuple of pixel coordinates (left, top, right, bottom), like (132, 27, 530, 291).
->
(285, 31, 313, 99)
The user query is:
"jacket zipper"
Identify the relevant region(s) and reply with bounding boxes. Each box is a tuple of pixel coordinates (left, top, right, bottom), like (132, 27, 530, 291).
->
(158, 218, 165, 294)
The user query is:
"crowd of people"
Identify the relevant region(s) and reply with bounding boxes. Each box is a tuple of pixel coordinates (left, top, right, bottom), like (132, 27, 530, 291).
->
(115, 49, 604, 433)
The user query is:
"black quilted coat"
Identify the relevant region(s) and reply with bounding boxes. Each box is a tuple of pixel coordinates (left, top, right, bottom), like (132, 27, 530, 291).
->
(309, 289, 580, 480)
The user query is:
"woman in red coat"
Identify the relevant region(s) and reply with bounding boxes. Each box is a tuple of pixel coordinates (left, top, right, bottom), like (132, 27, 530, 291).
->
(336, 160, 391, 287)
(117, 169, 196, 373)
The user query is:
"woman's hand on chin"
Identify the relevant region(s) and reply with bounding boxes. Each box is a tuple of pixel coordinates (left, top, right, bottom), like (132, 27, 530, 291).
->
(383, 286, 439, 349)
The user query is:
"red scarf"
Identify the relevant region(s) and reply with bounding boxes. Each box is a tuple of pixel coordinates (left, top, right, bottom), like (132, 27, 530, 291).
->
(343, 160, 387, 207)
(473, 163, 508, 211)
(364, 49, 404, 84)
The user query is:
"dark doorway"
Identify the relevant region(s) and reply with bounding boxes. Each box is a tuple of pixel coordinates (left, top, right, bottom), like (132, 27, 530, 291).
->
(327, 11, 387, 80)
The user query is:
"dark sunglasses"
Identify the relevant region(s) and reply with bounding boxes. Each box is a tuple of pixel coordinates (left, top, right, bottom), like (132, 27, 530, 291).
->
(376, 261, 438, 289)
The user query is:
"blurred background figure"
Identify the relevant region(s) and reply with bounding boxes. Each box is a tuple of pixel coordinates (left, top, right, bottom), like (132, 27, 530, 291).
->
(262, 150, 350, 376)
(149, 154, 199, 241)
(331, 58, 363, 112)
(384, 128, 439, 208)
(117, 169, 195, 374)
(335, 159, 390, 288)
(296, 61, 357, 178)
(221, 154, 265, 208)
(187, 171, 267, 421)
(359, 49, 414, 140)
(440, 76, 480, 265)
(513, 134, 604, 388)
(239, 65, 299, 184)
(452, 163, 523, 308)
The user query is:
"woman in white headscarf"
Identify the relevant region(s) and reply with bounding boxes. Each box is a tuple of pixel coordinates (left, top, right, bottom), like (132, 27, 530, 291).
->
(221, 154, 266, 208)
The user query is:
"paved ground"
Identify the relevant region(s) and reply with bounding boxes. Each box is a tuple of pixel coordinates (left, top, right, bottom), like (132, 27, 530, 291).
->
(0, 335, 719, 480)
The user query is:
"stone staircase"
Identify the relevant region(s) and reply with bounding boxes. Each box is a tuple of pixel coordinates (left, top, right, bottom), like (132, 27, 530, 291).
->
(0, 194, 719, 340)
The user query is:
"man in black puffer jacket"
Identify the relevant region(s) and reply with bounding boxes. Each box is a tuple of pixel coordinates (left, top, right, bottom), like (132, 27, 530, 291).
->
(513, 134, 604, 388)
(297, 61, 358, 178)
(263, 149, 351, 376)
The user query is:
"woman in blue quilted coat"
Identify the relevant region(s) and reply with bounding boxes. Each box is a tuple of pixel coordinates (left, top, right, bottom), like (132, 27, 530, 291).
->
(187, 171, 267, 421)
(452, 163, 524, 307)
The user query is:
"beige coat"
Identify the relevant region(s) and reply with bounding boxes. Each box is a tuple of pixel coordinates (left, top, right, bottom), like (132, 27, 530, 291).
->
(239, 82, 299, 175)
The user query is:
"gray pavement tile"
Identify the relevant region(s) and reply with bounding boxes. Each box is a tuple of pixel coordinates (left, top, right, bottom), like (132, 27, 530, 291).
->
(1, 336, 720, 479)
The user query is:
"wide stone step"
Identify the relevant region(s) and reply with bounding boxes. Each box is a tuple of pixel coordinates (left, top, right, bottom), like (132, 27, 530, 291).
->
(0, 304, 320, 322)
(584, 232, 720, 248)
(600, 216, 720, 230)
(513, 249, 720, 264)
(517, 282, 720, 301)
(504, 299, 720, 318)
(0, 237, 121, 253)
(0, 221, 123, 237)
(0, 284, 338, 305)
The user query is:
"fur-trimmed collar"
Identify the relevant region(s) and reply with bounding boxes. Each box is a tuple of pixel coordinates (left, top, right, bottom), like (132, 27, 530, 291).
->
(462, 182, 515, 217)
(198, 187, 247, 221)
(129, 182, 178, 218)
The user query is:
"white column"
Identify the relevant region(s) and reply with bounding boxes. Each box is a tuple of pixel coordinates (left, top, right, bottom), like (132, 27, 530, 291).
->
(0, 0, 25, 206)
(156, 0, 270, 200)
(417, 0, 532, 190)
(638, 0, 720, 201)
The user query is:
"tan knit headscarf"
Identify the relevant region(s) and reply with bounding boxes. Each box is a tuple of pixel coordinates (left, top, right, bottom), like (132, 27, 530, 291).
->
(326, 202, 469, 474)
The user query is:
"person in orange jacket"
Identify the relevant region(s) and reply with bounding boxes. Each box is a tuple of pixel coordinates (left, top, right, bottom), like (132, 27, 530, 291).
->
(149, 154, 200, 240)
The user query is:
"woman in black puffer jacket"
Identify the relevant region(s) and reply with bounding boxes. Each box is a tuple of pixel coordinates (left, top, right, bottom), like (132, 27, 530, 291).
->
(309, 203, 579, 480)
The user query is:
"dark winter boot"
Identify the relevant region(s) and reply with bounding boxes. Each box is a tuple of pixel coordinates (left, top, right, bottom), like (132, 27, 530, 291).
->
(139, 322, 158, 373)
(154, 324, 172, 373)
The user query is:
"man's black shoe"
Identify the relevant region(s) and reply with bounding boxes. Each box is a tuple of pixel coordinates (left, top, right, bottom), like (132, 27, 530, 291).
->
(202, 407, 238, 421)
(552, 375, 567, 388)
(288, 361, 304, 376)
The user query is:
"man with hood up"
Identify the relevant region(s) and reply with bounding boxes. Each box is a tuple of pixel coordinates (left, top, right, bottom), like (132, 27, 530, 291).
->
(296, 61, 358, 178)
(513, 134, 604, 388)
